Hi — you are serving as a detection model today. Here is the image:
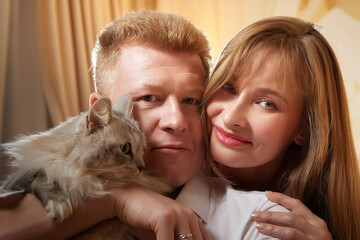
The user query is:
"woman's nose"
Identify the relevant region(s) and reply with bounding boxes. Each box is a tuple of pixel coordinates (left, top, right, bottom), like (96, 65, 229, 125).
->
(222, 98, 249, 129)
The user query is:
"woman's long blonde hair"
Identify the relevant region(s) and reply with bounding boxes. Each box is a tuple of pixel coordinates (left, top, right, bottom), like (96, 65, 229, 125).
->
(201, 16, 360, 239)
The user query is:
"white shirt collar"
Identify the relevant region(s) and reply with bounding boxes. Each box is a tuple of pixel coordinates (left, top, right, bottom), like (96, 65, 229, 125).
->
(176, 171, 211, 224)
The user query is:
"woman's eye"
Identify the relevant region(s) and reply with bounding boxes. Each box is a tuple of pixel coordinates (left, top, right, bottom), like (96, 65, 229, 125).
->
(141, 95, 156, 102)
(120, 142, 132, 155)
(223, 82, 237, 94)
(257, 99, 276, 109)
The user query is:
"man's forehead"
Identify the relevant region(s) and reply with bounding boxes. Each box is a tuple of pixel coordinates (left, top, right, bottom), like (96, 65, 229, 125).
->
(131, 81, 204, 94)
(112, 44, 206, 98)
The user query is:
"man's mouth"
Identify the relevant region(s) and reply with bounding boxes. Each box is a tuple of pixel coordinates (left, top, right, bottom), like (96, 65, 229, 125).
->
(151, 144, 188, 154)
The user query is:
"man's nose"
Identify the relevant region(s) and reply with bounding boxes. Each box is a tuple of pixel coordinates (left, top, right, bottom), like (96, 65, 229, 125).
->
(223, 99, 249, 129)
(159, 97, 188, 132)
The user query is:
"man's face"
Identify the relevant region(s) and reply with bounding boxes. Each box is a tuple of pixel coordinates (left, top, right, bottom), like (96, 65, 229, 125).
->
(97, 44, 205, 187)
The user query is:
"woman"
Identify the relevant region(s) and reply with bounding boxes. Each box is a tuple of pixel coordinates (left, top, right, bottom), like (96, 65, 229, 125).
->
(194, 16, 360, 239)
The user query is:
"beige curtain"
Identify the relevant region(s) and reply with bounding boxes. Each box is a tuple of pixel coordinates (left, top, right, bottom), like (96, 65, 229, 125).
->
(0, 0, 11, 142)
(1, 0, 359, 178)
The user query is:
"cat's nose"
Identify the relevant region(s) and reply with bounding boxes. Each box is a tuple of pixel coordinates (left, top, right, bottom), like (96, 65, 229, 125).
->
(137, 165, 144, 172)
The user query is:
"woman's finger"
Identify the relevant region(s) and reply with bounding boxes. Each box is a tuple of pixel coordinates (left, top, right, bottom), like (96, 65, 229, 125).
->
(175, 212, 199, 240)
(198, 218, 212, 240)
(186, 210, 203, 240)
(265, 191, 314, 217)
(256, 222, 310, 240)
(252, 211, 307, 227)
(252, 211, 317, 235)
(152, 201, 205, 240)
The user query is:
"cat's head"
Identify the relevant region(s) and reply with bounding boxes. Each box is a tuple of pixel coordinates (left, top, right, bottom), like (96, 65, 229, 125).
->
(74, 95, 146, 181)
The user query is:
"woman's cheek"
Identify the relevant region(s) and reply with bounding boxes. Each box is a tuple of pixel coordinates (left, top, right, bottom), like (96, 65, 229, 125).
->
(206, 103, 216, 119)
(252, 117, 280, 142)
(206, 96, 225, 119)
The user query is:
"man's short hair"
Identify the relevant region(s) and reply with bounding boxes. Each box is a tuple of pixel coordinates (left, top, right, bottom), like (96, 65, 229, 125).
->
(92, 10, 211, 95)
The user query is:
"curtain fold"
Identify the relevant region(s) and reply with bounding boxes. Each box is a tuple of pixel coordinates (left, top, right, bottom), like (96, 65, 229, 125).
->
(37, 0, 78, 124)
(0, 0, 11, 140)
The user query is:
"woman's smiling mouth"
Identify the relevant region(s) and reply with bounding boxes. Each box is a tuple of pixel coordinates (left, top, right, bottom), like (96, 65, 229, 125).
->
(214, 125, 251, 147)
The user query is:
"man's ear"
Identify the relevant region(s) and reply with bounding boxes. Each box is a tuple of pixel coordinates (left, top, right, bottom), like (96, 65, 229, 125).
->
(89, 92, 104, 107)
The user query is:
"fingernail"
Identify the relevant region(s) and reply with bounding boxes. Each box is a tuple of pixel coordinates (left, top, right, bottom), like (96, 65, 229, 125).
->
(251, 212, 260, 219)
(256, 223, 265, 230)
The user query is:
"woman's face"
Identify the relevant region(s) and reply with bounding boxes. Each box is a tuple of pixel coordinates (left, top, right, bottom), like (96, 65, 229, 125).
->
(207, 54, 305, 170)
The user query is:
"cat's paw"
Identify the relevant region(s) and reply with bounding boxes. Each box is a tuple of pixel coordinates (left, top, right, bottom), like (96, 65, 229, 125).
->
(45, 199, 73, 221)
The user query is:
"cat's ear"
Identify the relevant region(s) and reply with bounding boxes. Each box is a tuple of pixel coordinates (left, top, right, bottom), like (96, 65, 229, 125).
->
(87, 97, 113, 134)
(112, 95, 133, 118)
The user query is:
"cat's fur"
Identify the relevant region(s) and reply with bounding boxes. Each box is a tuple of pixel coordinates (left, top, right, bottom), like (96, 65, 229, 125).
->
(0, 96, 171, 239)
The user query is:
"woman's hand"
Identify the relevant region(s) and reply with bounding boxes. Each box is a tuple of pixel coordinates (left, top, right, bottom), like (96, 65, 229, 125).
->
(109, 184, 211, 240)
(251, 191, 332, 240)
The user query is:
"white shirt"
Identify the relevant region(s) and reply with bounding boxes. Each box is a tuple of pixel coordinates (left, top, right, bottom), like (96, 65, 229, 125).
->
(176, 172, 290, 240)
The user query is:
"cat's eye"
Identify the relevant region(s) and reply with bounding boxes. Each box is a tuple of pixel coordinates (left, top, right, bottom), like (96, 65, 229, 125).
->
(120, 142, 132, 155)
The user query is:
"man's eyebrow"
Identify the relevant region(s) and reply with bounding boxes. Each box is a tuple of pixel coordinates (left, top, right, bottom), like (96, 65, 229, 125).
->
(257, 88, 287, 102)
(140, 83, 162, 89)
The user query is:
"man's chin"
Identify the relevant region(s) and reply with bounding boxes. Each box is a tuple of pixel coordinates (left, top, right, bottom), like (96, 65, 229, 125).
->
(144, 154, 202, 186)
(144, 165, 189, 187)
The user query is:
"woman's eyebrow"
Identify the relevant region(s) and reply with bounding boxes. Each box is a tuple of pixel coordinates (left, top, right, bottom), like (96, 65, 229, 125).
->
(256, 88, 287, 103)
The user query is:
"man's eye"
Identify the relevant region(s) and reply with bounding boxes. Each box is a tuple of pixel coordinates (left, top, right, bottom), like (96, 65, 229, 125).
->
(223, 82, 237, 94)
(183, 98, 199, 105)
(141, 95, 155, 102)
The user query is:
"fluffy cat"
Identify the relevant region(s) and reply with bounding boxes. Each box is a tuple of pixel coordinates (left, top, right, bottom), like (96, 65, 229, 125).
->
(0, 95, 171, 239)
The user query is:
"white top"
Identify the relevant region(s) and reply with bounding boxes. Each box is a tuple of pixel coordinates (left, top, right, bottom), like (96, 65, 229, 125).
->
(176, 172, 290, 240)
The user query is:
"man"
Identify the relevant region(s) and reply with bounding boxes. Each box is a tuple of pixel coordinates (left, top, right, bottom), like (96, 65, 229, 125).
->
(86, 10, 212, 239)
